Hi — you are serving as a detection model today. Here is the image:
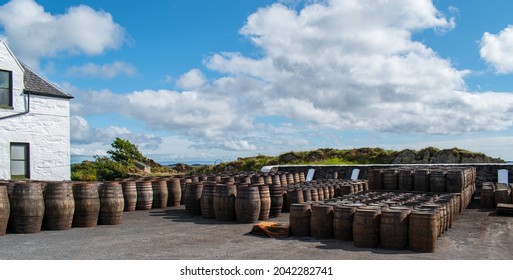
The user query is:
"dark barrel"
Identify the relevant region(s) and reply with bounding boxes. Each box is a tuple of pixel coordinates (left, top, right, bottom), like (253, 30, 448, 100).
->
(446, 169, 465, 193)
(286, 186, 304, 210)
(201, 182, 216, 219)
(269, 184, 283, 218)
(480, 182, 495, 209)
(120, 180, 137, 211)
(353, 207, 381, 248)
(235, 185, 261, 223)
(408, 210, 439, 253)
(43, 181, 75, 230)
(310, 204, 334, 239)
(185, 182, 203, 216)
(368, 169, 383, 190)
(333, 205, 357, 241)
(213, 183, 237, 221)
(258, 184, 271, 221)
(9, 182, 45, 233)
(414, 169, 430, 192)
(151, 179, 169, 209)
(0, 185, 10, 236)
(380, 208, 411, 250)
(289, 203, 311, 237)
(383, 169, 398, 191)
(398, 169, 414, 192)
(167, 178, 182, 207)
(135, 180, 153, 210)
(429, 170, 446, 193)
(72, 182, 100, 227)
(98, 181, 124, 225)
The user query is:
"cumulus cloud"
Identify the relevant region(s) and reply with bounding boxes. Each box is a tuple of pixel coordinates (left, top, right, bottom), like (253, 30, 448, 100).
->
(70, 115, 162, 150)
(202, 0, 513, 134)
(176, 69, 206, 89)
(480, 25, 513, 74)
(67, 61, 136, 79)
(0, 0, 125, 67)
(69, 0, 513, 156)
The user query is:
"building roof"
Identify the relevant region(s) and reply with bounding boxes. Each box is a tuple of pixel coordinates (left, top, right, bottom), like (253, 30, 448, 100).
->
(21, 63, 73, 99)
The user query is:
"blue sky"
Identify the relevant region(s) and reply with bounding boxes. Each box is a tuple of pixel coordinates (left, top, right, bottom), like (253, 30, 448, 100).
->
(1, 0, 513, 163)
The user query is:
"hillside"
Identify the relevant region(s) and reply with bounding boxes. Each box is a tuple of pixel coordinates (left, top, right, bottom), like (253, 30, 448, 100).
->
(195, 147, 505, 174)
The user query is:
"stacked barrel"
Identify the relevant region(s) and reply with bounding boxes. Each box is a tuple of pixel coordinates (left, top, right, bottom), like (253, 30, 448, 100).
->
(368, 167, 476, 212)
(480, 182, 513, 209)
(289, 191, 461, 253)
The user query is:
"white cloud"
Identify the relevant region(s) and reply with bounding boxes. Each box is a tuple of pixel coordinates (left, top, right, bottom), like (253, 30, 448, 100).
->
(69, 0, 513, 156)
(0, 0, 125, 67)
(67, 61, 136, 79)
(176, 69, 206, 90)
(70, 115, 162, 150)
(202, 0, 513, 134)
(480, 25, 513, 74)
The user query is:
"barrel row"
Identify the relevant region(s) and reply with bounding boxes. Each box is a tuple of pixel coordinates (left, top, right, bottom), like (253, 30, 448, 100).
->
(368, 167, 476, 193)
(289, 192, 463, 253)
(480, 182, 513, 209)
(0, 181, 128, 235)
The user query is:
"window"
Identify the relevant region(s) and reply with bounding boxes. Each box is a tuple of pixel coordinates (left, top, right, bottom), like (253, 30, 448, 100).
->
(0, 70, 12, 107)
(10, 143, 30, 179)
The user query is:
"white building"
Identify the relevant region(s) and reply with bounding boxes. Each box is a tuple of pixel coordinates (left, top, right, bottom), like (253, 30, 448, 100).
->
(0, 41, 73, 180)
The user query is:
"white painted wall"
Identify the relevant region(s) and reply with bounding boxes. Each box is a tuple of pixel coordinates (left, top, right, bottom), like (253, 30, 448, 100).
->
(0, 42, 71, 180)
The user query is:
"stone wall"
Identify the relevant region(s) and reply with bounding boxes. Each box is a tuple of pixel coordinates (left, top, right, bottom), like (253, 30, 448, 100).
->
(275, 163, 513, 189)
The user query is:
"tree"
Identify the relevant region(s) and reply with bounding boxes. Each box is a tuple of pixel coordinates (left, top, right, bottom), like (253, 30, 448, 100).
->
(106, 137, 146, 164)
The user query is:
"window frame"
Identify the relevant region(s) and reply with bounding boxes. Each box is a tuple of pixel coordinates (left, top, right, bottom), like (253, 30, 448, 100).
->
(10, 142, 30, 180)
(0, 69, 13, 108)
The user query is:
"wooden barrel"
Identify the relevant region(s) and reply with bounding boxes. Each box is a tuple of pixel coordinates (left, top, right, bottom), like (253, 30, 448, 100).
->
(98, 181, 124, 225)
(302, 187, 312, 202)
(414, 169, 430, 192)
(135, 180, 153, 210)
(309, 187, 319, 202)
(185, 182, 203, 216)
(235, 185, 261, 223)
(495, 183, 511, 205)
(333, 205, 357, 241)
(213, 183, 237, 221)
(200, 182, 216, 219)
(380, 208, 411, 250)
(317, 187, 325, 201)
(72, 182, 100, 227)
(269, 184, 283, 218)
(120, 180, 137, 211)
(383, 169, 398, 191)
(398, 169, 414, 192)
(8, 182, 45, 233)
(280, 174, 288, 187)
(180, 178, 192, 205)
(353, 207, 381, 248)
(289, 203, 311, 236)
(446, 169, 465, 193)
(43, 181, 75, 230)
(0, 185, 10, 236)
(258, 184, 271, 220)
(167, 178, 182, 207)
(408, 210, 439, 253)
(418, 204, 442, 237)
(286, 186, 304, 210)
(368, 169, 383, 190)
(151, 180, 169, 209)
(430, 170, 446, 193)
(480, 182, 495, 209)
(287, 173, 295, 185)
(310, 204, 334, 239)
